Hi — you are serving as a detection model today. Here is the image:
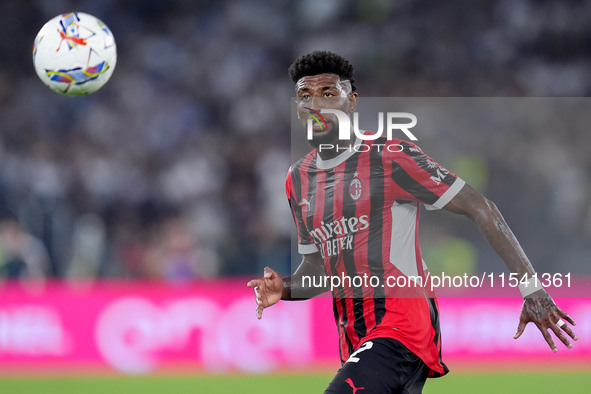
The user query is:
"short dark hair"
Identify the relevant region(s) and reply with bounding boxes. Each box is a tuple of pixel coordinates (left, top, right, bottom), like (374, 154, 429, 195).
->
(288, 50, 356, 91)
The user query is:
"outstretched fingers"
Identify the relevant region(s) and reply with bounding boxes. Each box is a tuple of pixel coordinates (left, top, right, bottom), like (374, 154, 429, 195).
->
(256, 301, 265, 320)
(558, 308, 577, 327)
(559, 322, 578, 342)
(513, 317, 528, 339)
(536, 321, 559, 353)
(247, 267, 283, 320)
(517, 295, 578, 351)
(535, 311, 577, 352)
(246, 279, 264, 319)
(548, 308, 578, 350)
(246, 278, 262, 289)
(549, 321, 572, 350)
(555, 308, 578, 343)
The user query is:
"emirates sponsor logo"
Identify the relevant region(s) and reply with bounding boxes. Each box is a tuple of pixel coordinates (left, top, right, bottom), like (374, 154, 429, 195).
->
(308, 215, 369, 244)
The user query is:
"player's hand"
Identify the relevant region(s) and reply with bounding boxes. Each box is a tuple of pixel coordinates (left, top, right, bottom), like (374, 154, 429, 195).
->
(246, 267, 283, 320)
(513, 290, 578, 352)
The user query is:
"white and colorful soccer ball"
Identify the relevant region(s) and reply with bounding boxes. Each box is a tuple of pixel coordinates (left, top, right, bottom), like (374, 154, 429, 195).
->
(32, 12, 117, 96)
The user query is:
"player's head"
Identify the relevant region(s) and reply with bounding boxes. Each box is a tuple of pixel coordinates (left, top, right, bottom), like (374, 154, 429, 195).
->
(289, 50, 357, 93)
(289, 51, 358, 148)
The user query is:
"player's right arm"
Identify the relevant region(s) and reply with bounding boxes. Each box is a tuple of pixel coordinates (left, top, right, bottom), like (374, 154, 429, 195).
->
(389, 141, 577, 351)
(246, 251, 328, 319)
(443, 183, 577, 351)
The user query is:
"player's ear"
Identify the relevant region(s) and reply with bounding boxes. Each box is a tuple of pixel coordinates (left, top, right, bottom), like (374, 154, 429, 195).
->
(347, 92, 358, 113)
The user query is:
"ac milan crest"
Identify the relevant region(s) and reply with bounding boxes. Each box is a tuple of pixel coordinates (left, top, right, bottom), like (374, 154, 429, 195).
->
(349, 178, 363, 200)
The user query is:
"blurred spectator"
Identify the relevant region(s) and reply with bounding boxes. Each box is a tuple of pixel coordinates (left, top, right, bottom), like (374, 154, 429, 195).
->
(66, 213, 106, 279)
(143, 215, 218, 281)
(0, 214, 49, 280)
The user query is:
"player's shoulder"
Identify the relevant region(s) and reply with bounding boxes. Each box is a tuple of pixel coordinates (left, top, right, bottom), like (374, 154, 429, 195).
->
(286, 151, 316, 199)
(289, 150, 317, 173)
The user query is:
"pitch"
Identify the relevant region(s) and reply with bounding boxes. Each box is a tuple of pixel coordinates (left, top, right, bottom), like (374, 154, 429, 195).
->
(0, 371, 589, 394)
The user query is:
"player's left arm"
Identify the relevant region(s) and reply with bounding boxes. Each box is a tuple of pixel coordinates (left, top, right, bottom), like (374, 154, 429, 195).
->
(443, 182, 578, 352)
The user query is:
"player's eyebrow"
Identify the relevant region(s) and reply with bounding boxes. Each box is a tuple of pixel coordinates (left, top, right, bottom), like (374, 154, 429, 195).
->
(297, 85, 338, 94)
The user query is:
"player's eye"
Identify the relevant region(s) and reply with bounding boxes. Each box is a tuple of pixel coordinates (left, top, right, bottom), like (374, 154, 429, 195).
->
(323, 92, 334, 97)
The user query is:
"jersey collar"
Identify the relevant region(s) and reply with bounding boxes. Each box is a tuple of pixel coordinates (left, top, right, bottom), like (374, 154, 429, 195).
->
(316, 135, 363, 170)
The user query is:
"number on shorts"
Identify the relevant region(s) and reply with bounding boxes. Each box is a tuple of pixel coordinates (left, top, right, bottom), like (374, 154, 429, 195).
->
(346, 341, 373, 363)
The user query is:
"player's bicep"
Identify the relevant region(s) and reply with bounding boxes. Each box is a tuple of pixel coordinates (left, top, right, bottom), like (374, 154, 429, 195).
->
(443, 182, 491, 219)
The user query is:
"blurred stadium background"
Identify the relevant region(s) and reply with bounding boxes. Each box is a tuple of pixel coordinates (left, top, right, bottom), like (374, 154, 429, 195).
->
(0, 0, 590, 392)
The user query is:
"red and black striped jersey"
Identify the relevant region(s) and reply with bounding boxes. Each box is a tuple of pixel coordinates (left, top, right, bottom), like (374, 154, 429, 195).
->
(286, 134, 465, 377)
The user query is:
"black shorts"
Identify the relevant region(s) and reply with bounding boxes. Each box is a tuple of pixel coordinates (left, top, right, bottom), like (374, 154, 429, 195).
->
(324, 338, 431, 394)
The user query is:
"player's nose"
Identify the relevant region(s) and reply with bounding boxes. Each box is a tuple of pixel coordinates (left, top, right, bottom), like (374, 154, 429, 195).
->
(308, 96, 328, 110)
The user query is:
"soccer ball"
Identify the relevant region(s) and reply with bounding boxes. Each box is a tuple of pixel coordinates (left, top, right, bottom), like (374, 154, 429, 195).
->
(32, 12, 117, 96)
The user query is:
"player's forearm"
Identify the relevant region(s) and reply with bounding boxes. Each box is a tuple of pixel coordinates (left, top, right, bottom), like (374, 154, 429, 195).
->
(446, 185, 537, 279)
(281, 275, 315, 301)
(281, 275, 328, 301)
(281, 254, 329, 300)
(468, 197, 536, 278)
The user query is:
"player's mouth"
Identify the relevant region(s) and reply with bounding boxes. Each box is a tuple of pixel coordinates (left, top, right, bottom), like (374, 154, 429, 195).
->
(311, 123, 325, 132)
(310, 118, 335, 133)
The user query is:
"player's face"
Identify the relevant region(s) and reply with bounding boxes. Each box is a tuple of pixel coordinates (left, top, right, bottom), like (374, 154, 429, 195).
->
(295, 73, 358, 147)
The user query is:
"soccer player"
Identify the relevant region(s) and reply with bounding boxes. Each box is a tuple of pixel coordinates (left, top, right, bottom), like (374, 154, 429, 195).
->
(247, 51, 577, 393)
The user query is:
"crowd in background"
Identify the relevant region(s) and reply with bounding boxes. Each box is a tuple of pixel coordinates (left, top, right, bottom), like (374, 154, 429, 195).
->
(0, 0, 590, 281)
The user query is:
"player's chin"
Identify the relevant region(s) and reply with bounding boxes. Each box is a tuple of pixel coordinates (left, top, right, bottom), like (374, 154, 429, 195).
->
(308, 129, 338, 148)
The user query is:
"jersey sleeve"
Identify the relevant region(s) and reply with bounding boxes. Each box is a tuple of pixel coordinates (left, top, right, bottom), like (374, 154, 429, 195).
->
(387, 140, 465, 209)
(286, 168, 318, 254)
